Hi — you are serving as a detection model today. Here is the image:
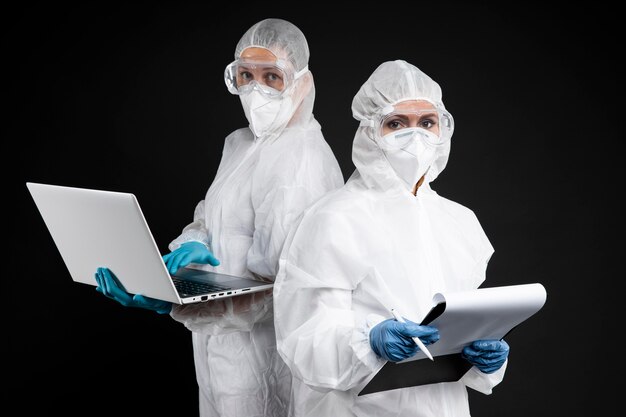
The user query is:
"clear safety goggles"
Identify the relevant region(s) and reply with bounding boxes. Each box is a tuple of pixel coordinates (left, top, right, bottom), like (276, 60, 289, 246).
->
(224, 58, 308, 98)
(363, 106, 454, 149)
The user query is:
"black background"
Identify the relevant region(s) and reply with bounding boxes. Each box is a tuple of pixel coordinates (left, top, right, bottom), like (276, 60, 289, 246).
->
(6, 3, 621, 416)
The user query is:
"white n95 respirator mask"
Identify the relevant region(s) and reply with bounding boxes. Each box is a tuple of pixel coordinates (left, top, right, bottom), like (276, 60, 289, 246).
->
(378, 128, 439, 191)
(239, 86, 295, 139)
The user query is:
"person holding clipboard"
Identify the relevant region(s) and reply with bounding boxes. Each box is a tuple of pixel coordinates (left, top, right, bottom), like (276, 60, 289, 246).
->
(273, 60, 510, 417)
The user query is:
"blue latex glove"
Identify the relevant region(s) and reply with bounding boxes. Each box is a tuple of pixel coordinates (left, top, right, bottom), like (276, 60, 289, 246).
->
(369, 318, 440, 362)
(162, 241, 220, 274)
(94, 267, 172, 314)
(462, 339, 510, 374)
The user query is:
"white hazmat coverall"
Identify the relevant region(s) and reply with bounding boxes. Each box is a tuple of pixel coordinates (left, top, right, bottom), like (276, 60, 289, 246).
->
(167, 19, 344, 417)
(274, 60, 506, 417)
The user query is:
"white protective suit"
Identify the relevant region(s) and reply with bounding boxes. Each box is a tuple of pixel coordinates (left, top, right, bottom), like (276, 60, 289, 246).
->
(274, 60, 507, 417)
(167, 19, 344, 417)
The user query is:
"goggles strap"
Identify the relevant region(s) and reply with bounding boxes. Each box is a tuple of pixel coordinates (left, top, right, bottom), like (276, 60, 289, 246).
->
(294, 65, 309, 80)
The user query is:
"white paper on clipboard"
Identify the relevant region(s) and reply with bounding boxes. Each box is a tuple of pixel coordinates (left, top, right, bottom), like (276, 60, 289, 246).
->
(402, 282, 547, 363)
(357, 283, 547, 396)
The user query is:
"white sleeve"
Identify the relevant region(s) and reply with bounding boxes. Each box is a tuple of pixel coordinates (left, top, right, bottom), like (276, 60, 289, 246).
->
(274, 211, 385, 391)
(460, 359, 507, 394)
(167, 194, 276, 335)
(275, 262, 385, 391)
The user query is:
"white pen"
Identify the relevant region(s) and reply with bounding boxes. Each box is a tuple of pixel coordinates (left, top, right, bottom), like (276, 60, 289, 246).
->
(390, 308, 434, 361)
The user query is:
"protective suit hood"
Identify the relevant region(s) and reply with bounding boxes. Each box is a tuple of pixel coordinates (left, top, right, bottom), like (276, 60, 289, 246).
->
(351, 60, 452, 194)
(235, 18, 315, 141)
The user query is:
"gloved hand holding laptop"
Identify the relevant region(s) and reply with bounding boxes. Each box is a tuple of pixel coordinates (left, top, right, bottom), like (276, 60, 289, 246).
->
(95, 267, 172, 314)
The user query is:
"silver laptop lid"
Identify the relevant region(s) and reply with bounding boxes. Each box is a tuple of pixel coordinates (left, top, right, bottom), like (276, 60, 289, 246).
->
(27, 182, 182, 304)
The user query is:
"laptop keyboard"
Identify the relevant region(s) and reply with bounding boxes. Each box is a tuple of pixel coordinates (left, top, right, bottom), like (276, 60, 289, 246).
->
(172, 277, 232, 297)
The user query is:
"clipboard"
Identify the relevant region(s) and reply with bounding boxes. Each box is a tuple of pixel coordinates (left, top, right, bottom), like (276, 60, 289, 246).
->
(358, 283, 547, 396)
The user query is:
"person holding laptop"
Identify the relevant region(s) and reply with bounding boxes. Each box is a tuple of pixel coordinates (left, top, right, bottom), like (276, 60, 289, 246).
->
(272, 60, 509, 416)
(95, 18, 343, 417)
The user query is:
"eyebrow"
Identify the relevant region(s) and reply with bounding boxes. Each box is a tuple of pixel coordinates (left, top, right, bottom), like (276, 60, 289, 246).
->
(387, 114, 411, 123)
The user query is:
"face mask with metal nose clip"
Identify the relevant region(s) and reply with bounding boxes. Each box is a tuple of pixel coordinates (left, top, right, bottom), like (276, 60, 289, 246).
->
(239, 82, 294, 138)
(379, 128, 438, 191)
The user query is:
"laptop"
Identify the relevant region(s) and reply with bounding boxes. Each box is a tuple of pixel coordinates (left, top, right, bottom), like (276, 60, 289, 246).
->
(26, 182, 273, 304)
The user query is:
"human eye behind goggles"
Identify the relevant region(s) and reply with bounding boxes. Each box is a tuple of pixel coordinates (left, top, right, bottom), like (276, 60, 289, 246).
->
(236, 65, 285, 91)
(382, 112, 439, 136)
